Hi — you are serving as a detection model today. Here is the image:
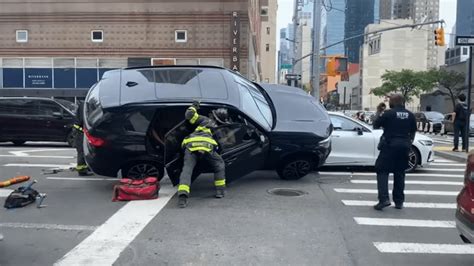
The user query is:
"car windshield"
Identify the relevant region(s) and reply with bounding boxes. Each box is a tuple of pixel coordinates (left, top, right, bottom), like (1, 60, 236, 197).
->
(425, 112, 444, 120)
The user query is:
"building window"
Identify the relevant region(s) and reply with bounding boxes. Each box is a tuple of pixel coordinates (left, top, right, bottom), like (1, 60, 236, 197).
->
(266, 27, 270, 35)
(175, 30, 187, 43)
(463, 47, 469, 55)
(266, 44, 270, 52)
(16, 30, 28, 43)
(91, 30, 103, 42)
(368, 37, 381, 55)
(261, 6, 268, 16)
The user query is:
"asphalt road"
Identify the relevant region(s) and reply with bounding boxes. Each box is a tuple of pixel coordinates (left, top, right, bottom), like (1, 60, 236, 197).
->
(0, 142, 473, 266)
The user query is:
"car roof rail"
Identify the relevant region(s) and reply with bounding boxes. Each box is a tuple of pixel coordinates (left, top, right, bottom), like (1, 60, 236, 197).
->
(123, 65, 227, 71)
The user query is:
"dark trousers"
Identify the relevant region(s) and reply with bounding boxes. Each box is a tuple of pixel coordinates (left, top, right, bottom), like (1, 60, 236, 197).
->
(453, 122, 467, 150)
(376, 171, 405, 204)
(178, 149, 226, 196)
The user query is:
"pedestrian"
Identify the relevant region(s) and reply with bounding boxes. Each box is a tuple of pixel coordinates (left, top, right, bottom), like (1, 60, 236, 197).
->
(177, 103, 226, 208)
(452, 94, 470, 152)
(373, 94, 417, 210)
(73, 101, 91, 176)
(372, 103, 386, 124)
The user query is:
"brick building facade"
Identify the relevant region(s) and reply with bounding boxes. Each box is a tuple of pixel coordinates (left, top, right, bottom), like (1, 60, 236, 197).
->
(0, 0, 264, 98)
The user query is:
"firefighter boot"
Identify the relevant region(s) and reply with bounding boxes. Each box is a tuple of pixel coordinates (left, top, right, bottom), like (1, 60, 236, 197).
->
(178, 195, 188, 208)
(215, 187, 225, 198)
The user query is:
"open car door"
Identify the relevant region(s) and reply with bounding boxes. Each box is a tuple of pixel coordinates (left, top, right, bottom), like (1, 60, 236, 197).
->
(164, 121, 269, 186)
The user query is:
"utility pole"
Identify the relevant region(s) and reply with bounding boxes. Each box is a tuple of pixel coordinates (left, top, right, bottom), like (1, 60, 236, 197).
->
(466, 46, 473, 153)
(311, 0, 322, 99)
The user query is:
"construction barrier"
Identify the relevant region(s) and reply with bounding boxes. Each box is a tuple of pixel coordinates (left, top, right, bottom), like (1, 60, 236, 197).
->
(417, 122, 423, 131)
(440, 124, 445, 135)
(429, 122, 434, 134)
(424, 122, 429, 133)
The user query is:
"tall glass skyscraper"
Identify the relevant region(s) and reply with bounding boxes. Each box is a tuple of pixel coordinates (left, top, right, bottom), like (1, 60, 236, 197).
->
(344, 0, 375, 63)
(325, 0, 346, 56)
(456, 0, 474, 36)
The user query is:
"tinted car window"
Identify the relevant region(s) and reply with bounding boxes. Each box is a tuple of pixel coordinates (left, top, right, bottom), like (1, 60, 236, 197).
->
(198, 70, 228, 99)
(238, 83, 270, 129)
(330, 115, 361, 131)
(123, 110, 154, 133)
(38, 101, 62, 116)
(85, 84, 103, 126)
(0, 99, 38, 115)
(154, 69, 201, 98)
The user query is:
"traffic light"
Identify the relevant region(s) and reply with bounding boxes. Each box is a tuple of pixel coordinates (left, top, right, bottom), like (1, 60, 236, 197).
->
(434, 27, 445, 46)
(326, 56, 348, 77)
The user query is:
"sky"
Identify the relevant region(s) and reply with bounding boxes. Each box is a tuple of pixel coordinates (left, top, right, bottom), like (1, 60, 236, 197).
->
(276, 0, 458, 52)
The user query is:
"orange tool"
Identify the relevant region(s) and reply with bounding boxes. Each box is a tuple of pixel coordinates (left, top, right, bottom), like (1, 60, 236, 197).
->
(0, 176, 30, 188)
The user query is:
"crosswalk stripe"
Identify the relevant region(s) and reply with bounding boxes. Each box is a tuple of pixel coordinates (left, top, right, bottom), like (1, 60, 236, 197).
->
(430, 162, 465, 166)
(320, 172, 464, 178)
(350, 180, 463, 186)
(433, 158, 458, 163)
(342, 200, 456, 209)
(421, 168, 464, 172)
(334, 188, 458, 196)
(354, 217, 455, 228)
(374, 242, 474, 254)
(46, 177, 117, 181)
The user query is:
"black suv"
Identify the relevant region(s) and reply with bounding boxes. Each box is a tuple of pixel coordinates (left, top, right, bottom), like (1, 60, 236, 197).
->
(83, 66, 332, 183)
(0, 97, 76, 146)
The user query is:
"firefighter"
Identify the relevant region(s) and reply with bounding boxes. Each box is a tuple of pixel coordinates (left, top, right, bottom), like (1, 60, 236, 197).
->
(73, 101, 91, 176)
(177, 103, 226, 208)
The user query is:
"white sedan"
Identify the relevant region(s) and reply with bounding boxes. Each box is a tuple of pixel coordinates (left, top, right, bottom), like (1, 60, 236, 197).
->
(325, 112, 434, 172)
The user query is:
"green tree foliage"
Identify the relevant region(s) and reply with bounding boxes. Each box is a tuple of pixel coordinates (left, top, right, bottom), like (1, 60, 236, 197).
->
(425, 68, 465, 109)
(371, 69, 436, 102)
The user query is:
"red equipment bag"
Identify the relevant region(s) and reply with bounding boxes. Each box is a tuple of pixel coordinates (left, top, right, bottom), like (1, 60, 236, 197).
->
(112, 177, 160, 201)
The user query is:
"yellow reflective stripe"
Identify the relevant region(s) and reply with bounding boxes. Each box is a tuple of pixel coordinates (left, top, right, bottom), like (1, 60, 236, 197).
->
(188, 147, 212, 152)
(189, 111, 199, 124)
(196, 126, 212, 134)
(214, 179, 226, 187)
(73, 124, 83, 132)
(178, 184, 190, 193)
(182, 136, 217, 146)
(76, 164, 88, 170)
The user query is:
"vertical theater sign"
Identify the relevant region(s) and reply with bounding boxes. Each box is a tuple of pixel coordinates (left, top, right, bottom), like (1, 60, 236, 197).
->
(231, 11, 240, 72)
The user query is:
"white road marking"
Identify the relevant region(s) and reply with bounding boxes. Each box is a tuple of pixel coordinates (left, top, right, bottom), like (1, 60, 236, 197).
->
(0, 223, 96, 231)
(351, 180, 463, 186)
(0, 189, 14, 197)
(421, 168, 464, 172)
(47, 177, 117, 181)
(430, 162, 465, 166)
(342, 200, 456, 209)
(374, 242, 474, 254)
(334, 188, 458, 196)
(433, 158, 457, 163)
(0, 155, 74, 159)
(9, 148, 72, 157)
(320, 172, 464, 178)
(354, 217, 455, 228)
(4, 163, 74, 168)
(55, 185, 177, 266)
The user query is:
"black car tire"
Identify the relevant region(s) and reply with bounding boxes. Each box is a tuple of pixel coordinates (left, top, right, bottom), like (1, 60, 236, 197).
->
(67, 131, 76, 147)
(122, 161, 164, 180)
(406, 146, 420, 173)
(11, 140, 25, 146)
(277, 156, 315, 180)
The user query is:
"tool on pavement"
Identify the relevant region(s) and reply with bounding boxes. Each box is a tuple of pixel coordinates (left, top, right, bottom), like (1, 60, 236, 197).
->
(4, 180, 47, 209)
(42, 167, 76, 175)
(0, 175, 30, 188)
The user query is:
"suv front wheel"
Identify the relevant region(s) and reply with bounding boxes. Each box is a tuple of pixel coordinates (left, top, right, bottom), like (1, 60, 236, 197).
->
(122, 161, 164, 180)
(277, 156, 315, 180)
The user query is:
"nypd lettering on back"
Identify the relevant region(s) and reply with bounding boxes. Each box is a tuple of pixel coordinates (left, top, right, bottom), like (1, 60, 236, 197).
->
(396, 112, 409, 120)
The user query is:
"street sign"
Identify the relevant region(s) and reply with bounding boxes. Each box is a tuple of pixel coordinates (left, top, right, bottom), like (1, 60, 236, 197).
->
(285, 74, 301, 80)
(281, 64, 292, 69)
(456, 36, 474, 46)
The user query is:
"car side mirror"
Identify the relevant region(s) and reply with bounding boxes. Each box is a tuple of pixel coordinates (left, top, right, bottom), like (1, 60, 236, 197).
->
(355, 127, 363, 135)
(52, 112, 63, 119)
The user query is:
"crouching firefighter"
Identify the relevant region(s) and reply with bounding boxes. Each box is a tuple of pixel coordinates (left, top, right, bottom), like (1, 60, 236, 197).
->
(177, 104, 226, 208)
(73, 101, 91, 176)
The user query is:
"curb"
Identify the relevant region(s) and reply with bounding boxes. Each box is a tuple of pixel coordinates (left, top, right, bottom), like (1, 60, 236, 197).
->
(434, 151, 467, 163)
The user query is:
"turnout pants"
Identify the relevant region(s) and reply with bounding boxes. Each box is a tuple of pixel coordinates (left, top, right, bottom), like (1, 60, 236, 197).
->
(75, 131, 88, 174)
(453, 122, 467, 150)
(178, 149, 226, 196)
(376, 171, 405, 204)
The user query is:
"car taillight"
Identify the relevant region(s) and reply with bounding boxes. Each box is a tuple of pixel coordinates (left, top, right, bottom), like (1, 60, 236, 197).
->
(83, 128, 105, 147)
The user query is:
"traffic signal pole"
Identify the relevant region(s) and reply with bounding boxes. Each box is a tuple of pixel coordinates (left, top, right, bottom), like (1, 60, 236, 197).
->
(311, 0, 322, 99)
(466, 46, 473, 153)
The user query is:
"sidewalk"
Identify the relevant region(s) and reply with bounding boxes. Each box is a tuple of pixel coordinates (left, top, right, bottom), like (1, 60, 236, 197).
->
(433, 146, 469, 163)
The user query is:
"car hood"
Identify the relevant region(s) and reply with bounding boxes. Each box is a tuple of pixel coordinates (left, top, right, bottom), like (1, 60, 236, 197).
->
(259, 84, 332, 138)
(371, 128, 432, 143)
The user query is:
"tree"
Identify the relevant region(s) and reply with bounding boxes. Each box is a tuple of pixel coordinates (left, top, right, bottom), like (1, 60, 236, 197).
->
(371, 69, 436, 103)
(425, 68, 465, 109)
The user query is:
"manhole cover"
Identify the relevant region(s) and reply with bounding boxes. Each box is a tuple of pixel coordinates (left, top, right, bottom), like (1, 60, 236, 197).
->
(267, 188, 307, 197)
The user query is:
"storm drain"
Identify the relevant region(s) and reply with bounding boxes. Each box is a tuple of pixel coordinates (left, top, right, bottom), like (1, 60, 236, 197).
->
(267, 188, 307, 197)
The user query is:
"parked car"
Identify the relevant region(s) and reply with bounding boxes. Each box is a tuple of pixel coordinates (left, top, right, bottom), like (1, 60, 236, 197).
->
(83, 66, 332, 182)
(443, 113, 474, 135)
(456, 155, 474, 243)
(0, 97, 76, 146)
(325, 112, 434, 172)
(414, 111, 444, 133)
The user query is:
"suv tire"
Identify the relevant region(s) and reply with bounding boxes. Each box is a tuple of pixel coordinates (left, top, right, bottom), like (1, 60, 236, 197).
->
(122, 161, 164, 180)
(277, 156, 315, 180)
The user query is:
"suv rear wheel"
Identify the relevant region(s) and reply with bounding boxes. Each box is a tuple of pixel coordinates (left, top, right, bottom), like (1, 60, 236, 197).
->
(122, 162, 164, 180)
(277, 156, 315, 180)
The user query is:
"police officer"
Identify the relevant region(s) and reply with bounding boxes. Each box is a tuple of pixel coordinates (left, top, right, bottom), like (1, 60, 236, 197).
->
(177, 104, 226, 208)
(73, 101, 91, 176)
(373, 94, 417, 210)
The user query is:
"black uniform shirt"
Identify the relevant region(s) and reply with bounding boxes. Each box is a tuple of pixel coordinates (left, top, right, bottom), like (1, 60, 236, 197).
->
(373, 106, 417, 142)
